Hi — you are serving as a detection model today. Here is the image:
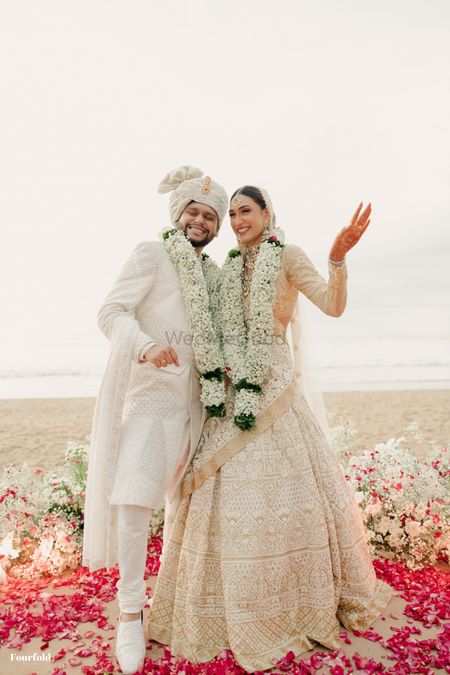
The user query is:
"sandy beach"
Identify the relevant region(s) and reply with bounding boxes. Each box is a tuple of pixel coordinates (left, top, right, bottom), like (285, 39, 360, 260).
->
(0, 389, 449, 472)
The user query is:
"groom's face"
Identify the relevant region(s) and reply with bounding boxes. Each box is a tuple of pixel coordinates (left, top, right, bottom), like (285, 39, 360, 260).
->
(178, 201, 218, 248)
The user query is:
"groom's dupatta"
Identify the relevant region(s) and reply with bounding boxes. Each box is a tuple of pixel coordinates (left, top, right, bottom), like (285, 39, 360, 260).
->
(82, 315, 138, 571)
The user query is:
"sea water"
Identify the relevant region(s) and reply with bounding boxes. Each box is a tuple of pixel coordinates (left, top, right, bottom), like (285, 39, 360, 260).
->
(0, 305, 448, 398)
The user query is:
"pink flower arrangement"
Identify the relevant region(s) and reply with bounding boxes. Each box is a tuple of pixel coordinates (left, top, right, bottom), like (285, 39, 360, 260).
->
(1, 441, 164, 582)
(0, 445, 87, 580)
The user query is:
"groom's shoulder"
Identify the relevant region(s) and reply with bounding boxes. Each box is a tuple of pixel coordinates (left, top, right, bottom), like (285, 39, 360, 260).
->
(126, 240, 166, 274)
(131, 239, 164, 259)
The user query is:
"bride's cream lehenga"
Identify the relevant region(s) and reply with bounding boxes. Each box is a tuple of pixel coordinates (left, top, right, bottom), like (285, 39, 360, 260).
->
(148, 244, 392, 673)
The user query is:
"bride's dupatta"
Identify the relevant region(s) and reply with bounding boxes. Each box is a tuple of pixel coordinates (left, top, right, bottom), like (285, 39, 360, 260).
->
(180, 297, 330, 499)
(82, 315, 139, 571)
(179, 332, 297, 499)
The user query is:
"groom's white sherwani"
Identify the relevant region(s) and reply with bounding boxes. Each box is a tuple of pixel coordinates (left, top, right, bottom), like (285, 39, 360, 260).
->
(82, 240, 205, 571)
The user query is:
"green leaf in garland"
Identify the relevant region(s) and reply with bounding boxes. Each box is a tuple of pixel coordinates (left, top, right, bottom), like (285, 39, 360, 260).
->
(162, 228, 178, 240)
(206, 403, 226, 418)
(201, 252, 210, 260)
(234, 413, 256, 430)
(202, 368, 224, 382)
(228, 248, 241, 259)
(235, 379, 262, 394)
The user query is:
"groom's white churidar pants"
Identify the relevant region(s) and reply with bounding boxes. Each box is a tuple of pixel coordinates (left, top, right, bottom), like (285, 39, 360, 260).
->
(115, 497, 180, 612)
(116, 504, 152, 613)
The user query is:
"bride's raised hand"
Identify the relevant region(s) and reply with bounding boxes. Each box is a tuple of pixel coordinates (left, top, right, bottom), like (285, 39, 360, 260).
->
(329, 202, 371, 262)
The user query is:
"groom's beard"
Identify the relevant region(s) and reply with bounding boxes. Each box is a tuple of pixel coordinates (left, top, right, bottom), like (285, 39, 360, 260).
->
(187, 234, 211, 248)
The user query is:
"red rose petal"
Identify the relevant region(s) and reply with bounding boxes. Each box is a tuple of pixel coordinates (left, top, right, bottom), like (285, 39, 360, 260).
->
(68, 656, 82, 666)
(52, 648, 67, 661)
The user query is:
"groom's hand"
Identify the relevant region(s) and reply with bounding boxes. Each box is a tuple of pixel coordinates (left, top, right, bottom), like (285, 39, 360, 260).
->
(144, 345, 180, 368)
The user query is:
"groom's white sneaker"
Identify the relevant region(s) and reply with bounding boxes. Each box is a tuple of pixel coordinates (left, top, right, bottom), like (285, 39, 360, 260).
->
(115, 610, 146, 674)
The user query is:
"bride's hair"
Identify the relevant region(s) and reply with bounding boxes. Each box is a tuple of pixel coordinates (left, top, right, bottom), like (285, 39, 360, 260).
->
(230, 185, 267, 210)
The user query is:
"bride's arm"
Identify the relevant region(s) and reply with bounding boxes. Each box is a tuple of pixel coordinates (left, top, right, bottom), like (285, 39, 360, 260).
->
(283, 244, 347, 317)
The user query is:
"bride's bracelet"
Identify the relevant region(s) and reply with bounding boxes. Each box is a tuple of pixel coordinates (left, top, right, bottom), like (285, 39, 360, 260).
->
(328, 256, 346, 267)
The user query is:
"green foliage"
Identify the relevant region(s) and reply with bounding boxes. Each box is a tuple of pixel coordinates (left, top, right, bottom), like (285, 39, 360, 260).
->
(235, 379, 262, 394)
(202, 368, 224, 382)
(234, 413, 256, 431)
(206, 403, 227, 418)
(162, 228, 177, 240)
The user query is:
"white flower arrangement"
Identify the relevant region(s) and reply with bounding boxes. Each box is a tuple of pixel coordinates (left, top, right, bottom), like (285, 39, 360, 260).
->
(329, 418, 358, 465)
(220, 230, 285, 430)
(343, 436, 450, 569)
(162, 228, 225, 417)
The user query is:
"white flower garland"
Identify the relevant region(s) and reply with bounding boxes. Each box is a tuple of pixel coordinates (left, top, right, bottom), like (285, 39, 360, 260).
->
(162, 228, 225, 417)
(221, 230, 285, 429)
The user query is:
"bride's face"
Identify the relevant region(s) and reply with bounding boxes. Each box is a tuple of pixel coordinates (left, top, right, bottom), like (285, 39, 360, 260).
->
(229, 195, 269, 247)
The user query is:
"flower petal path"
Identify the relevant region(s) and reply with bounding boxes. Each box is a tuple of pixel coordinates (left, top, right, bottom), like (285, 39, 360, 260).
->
(1, 537, 449, 674)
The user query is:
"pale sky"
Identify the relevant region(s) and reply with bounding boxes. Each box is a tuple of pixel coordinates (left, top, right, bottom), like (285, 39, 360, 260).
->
(1, 0, 449, 374)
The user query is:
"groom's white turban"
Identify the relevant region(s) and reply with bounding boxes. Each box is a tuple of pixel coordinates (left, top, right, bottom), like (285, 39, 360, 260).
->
(157, 165, 228, 229)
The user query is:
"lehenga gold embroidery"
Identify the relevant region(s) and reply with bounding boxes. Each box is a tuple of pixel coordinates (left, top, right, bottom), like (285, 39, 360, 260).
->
(148, 244, 392, 673)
